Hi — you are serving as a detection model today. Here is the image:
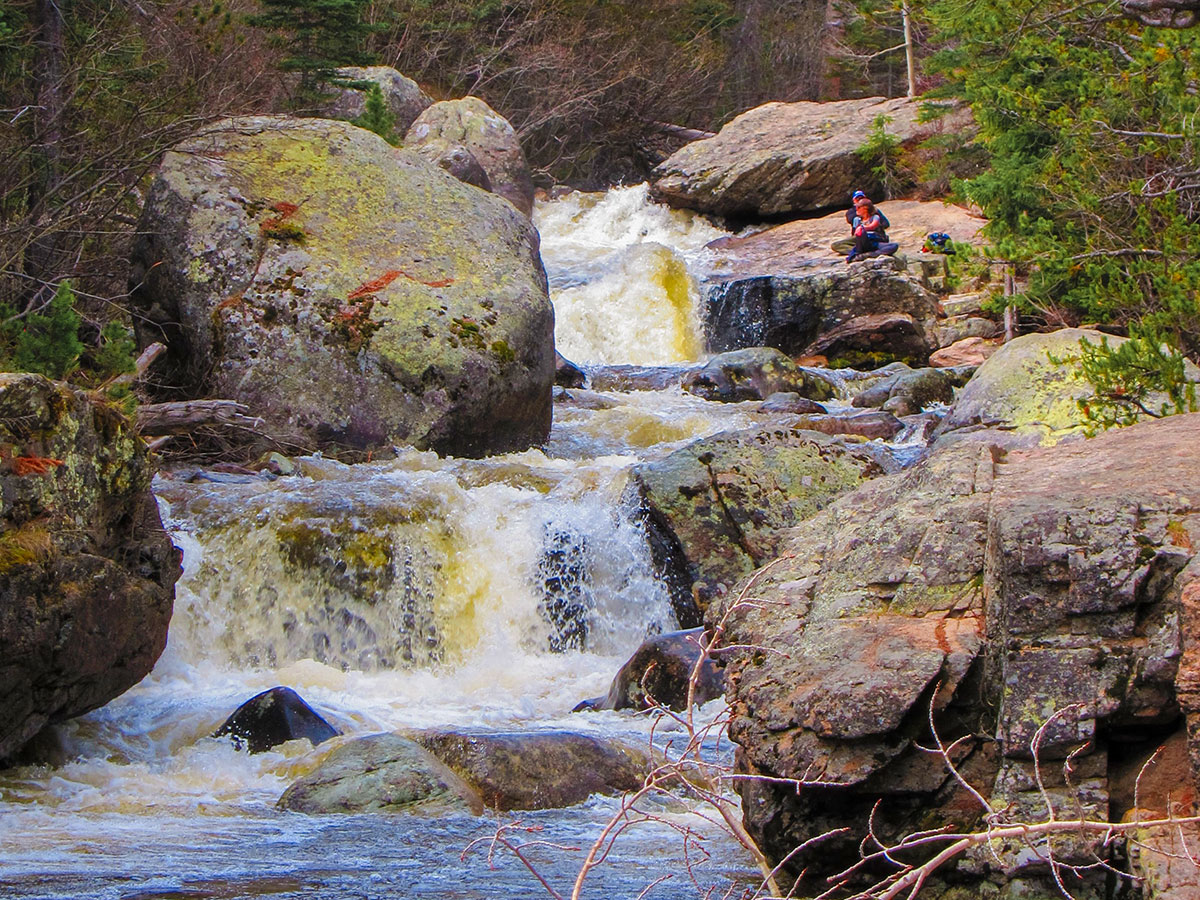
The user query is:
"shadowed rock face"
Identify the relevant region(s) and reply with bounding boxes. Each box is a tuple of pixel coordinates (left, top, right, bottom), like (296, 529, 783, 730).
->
(718, 413, 1200, 896)
(0, 374, 180, 761)
(308, 66, 432, 134)
(130, 116, 553, 458)
(573, 627, 725, 713)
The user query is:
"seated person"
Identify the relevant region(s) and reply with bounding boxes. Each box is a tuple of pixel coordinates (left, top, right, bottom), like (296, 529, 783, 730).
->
(831, 190, 891, 254)
(846, 197, 898, 262)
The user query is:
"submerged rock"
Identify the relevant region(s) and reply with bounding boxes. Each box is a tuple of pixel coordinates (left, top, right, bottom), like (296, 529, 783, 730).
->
(574, 628, 724, 712)
(0, 374, 180, 761)
(719, 413, 1200, 895)
(130, 116, 553, 458)
(411, 729, 649, 810)
(214, 686, 339, 753)
(405, 97, 536, 217)
(758, 392, 826, 415)
(630, 422, 892, 610)
(652, 97, 970, 219)
(683, 347, 834, 403)
(278, 733, 483, 814)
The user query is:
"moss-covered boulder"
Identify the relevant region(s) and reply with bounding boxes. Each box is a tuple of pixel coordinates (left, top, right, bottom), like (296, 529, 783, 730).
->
(630, 422, 892, 609)
(278, 733, 483, 814)
(0, 374, 180, 760)
(933, 328, 1196, 449)
(405, 97, 536, 217)
(130, 116, 553, 458)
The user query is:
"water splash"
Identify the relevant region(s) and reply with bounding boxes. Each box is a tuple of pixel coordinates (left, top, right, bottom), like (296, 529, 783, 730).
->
(535, 184, 728, 366)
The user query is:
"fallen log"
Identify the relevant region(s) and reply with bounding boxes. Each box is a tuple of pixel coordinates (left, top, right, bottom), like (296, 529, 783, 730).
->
(136, 400, 263, 436)
(649, 121, 717, 142)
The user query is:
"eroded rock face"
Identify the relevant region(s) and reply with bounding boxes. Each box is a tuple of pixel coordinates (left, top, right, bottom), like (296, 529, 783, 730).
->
(630, 422, 893, 609)
(574, 628, 724, 712)
(653, 97, 972, 219)
(405, 97, 536, 217)
(310, 66, 432, 134)
(130, 117, 553, 458)
(719, 413, 1200, 896)
(0, 374, 180, 760)
(411, 730, 649, 810)
(704, 257, 940, 367)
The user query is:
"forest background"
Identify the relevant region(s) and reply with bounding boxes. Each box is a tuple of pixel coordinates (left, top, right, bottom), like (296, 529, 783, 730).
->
(1, 0, 1198, 389)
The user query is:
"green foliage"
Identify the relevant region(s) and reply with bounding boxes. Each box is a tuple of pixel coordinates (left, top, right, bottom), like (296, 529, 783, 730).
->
(90, 321, 138, 380)
(1, 281, 84, 379)
(352, 83, 398, 144)
(1068, 335, 1198, 434)
(249, 0, 376, 94)
(855, 114, 904, 198)
(923, 0, 1200, 359)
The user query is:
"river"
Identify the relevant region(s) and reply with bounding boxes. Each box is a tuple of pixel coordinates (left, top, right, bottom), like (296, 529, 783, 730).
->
(0, 185, 792, 900)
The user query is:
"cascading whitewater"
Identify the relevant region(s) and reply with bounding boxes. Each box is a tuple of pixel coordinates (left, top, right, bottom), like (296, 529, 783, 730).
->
(535, 183, 729, 366)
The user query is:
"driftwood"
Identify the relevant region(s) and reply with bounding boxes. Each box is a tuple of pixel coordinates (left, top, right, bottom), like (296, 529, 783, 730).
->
(110, 342, 167, 389)
(136, 400, 263, 436)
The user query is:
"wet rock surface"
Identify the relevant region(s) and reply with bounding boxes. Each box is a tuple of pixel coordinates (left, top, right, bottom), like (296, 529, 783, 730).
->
(718, 413, 1200, 896)
(131, 116, 553, 458)
(703, 256, 941, 367)
(574, 628, 724, 713)
(214, 686, 339, 753)
(683, 347, 834, 403)
(0, 374, 180, 761)
(411, 729, 649, 810)
(278, 733, 483, 814)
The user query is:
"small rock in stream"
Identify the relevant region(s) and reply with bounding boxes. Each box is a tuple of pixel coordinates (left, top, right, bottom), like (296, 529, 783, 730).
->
(214, 686, 340, 753)
(573, 627, 724, 712)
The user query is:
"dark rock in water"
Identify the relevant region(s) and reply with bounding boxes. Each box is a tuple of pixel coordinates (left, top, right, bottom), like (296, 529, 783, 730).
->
(792, 410, 902, 441)
(703, 258, 939, 366)
(215, 686, 340, 753)
(717, 413, 1200, 896)
(758, 392, 826, 415)
(852, 366, 953, 417)
(537, 524, 592, 652)
(630, 422, 892, 610)
(278, 733, 483, 814)
(573, 628, 724, 712)
(587, 364, 698, 392)
(554, 351, 587, 388)
(0, 374, 180, 761)
(683, 347, 834, 403)
(412, 729, 649, 810)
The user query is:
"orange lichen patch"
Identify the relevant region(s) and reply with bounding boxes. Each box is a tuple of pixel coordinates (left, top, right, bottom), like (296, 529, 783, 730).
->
(271, 201, 299, 218)
(215, 293, 245, 312)
(421, 277, 455, 288)
(348, 270, 403, 300)
(11, 456, 64, 476)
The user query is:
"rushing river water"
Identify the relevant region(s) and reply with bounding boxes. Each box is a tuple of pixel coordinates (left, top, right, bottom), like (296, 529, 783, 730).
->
(0, 186, 792, 900)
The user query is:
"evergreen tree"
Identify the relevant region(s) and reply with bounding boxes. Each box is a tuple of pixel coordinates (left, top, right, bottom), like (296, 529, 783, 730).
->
(249, 0, 376, 98)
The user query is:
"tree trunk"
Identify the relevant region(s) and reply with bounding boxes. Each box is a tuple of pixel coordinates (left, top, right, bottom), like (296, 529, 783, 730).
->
(902, 3, 917, 98)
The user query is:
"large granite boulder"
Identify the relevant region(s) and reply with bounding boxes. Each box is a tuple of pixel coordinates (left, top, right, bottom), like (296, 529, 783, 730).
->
(411, 729, 649, 810)
(278, 733, 483, 814)
(718, 413, 1200, 896)
(130, 117, 553, 458)
(0, 374, 180, 760)
(704, 256, 941, 367)
(630, 422, 893, 610)
(405, 97, 536, 217)
(653, 97, 971, 219)
(309, 66, 432, 134)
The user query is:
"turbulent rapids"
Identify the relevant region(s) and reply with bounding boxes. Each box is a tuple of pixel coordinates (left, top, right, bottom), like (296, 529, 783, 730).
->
(0, 186, 776, 899)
